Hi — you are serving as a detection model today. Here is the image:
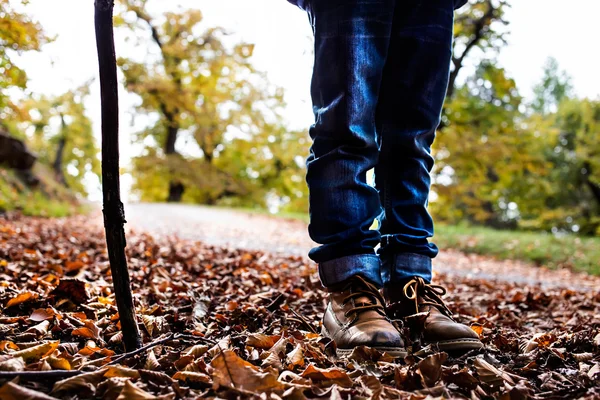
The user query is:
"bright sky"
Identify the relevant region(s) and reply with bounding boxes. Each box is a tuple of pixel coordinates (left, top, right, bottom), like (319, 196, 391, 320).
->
(13, 0, 600, 200)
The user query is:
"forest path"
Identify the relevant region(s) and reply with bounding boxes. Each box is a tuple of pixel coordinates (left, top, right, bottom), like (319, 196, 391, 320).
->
(126, 202, 599, 290)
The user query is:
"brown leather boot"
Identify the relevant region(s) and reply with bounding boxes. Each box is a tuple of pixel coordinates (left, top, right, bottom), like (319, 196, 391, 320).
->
(384, 277, 482, 354)
(322, 276, 407, 358)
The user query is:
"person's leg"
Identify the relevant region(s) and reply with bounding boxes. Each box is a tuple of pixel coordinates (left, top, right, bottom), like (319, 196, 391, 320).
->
(306, 0, 394, 288)
(375, 0, 453, 286)
(306, 0, 405, 357)
(375, 0, 482, 353)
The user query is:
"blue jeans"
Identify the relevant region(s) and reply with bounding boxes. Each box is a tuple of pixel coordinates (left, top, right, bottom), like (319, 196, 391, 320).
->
(305, 0, 455, 288)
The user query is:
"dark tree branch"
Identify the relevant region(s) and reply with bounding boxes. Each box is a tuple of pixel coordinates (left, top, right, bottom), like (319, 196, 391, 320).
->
(95, 0, 142, 352)
(447, 0, 497, 100)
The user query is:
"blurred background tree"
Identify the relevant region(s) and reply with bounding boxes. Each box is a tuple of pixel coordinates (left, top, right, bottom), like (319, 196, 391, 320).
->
(0, 0, 49, 134)
(17, 84, 100, 195)
(115, 0, 307, 210)
(0, 0, 598, 238)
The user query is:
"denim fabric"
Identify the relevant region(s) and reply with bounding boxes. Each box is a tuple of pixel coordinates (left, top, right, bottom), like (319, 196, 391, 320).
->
(305, 0, 455, 288)
(287, 0, 468, 11)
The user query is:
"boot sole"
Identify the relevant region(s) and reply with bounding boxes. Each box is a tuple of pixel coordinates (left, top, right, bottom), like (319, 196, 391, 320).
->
(336, 346, 408, 358)
(422, 338, 483, 354)
(322, 327, 407, 358)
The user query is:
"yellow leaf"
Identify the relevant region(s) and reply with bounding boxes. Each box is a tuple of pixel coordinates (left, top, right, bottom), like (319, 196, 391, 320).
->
(104, 365, 141, 379)
(0, 341, 19, 352)
(47, 356, 71, 371)
(11, 341, 58, 363)
(7, 291, 38, 308)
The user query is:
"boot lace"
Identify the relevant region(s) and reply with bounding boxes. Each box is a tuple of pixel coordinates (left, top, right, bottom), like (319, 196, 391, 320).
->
(341, 276, 387, 320)
(402, 277, 454, 319)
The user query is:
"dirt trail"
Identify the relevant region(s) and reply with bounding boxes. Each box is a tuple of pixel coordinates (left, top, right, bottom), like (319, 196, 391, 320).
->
(125, 203, 600, 291)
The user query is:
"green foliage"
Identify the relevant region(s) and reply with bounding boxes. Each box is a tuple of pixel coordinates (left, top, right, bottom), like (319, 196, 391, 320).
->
(531, 57, 573, 115)
(117, 0, 307, 208)
(434, 55, 600, 237)
(0, 165, 82, 217)
(520, 98, 600, 235)
(17, 84, 100, 196)
(0, 0, 50, 134)
(434, 223, 600, 275)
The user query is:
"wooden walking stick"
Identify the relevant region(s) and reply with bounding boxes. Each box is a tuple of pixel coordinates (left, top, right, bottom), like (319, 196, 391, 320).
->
(95, 0, 142, 351)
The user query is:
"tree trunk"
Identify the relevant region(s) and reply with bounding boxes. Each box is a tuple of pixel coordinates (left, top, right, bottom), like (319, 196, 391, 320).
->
(164, 117, 185, 202)
(95, 0, 142, 352)
(53, 137, 67, 186)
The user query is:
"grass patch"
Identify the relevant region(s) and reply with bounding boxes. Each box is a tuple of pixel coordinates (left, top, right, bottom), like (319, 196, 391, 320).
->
(235, 208, 599, 276)
(0, 165, 83, 218)
(434, 224, 600, 275)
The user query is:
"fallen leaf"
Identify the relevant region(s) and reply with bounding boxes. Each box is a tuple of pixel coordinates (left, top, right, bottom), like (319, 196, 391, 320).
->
(418, 352, 448, 387)
(211, 349, 284, 392)
(300, 364, 353, 387)
(116, 380, 175, 400)
(0, 357, 25, 371)
(286, 344, 305, 368)
(47, 356, 72, 370)
(50, 278, 89, 305)
(11, 341, 58, 363)
(0, 381, 59, 400)
(51, 368, 107, 396)
(247, 333, 280, 349)
(6, 291, 38, 308)
(30, 308, 58, 322)
(105, 365, 141, 379)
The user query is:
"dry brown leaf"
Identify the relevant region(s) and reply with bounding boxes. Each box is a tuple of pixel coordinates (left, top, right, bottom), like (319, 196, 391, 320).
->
(0, 357, 25, 371)
(51, 368, 107, 395)
(0, 381, 59, 400)
(25, 320, 50, 336)
(50, 278, 89, 305)
(474, 358, 514, 386)
(144, 349, 160, 371)
(211, 349, 284, 392)
(588, 363, 600, 380)
(116, 380, 175, 400)
(172, 371, 211, 385)
(246, 333, 281, 349)
(418, 352, 448, 387)
(286, 344, 305, 368)
(183, 344, 208, 359)
(30, 308, 57, 322)
(300, 364, 353, 388)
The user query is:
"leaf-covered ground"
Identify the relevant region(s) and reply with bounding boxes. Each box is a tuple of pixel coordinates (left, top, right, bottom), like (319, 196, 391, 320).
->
(0, 214, 599, 399)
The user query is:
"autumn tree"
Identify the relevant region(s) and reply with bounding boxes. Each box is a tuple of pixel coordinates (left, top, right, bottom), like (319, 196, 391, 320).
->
(116, 1, 306, 207)
(18, 85, 100, 195)
(0, 0, 49, 135)
(531, 56, 573, 116)
(522, 99, 600, 235)
(447, 0, 510, 101)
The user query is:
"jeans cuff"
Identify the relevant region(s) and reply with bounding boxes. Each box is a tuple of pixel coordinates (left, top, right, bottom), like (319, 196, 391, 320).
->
(318, 254, 382, 288)
(381, 252, 432, 285)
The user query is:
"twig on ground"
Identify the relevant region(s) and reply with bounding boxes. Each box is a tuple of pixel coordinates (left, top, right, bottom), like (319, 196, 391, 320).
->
(0, 370, 83, 380)
(290, 309, 318, 334)
(106, 333, 175, 365)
